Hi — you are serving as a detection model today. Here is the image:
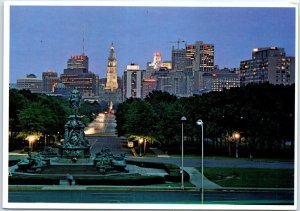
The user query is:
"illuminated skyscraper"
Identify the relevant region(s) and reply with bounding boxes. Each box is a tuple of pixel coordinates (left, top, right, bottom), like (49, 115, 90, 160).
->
(105, 43, 118, 91)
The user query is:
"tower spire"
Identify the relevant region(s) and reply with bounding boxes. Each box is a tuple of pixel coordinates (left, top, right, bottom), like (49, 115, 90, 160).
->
(105, 42, 118, 91)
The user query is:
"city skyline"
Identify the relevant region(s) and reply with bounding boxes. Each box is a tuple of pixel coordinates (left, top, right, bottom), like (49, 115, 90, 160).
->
(9, 5, 295, 83)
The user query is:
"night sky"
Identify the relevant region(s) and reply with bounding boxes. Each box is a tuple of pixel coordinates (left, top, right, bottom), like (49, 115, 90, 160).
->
(9, 5, 295, 83)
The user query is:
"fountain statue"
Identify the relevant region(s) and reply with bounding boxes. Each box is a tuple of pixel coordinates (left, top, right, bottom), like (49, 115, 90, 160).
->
(58, 87, 91, 159)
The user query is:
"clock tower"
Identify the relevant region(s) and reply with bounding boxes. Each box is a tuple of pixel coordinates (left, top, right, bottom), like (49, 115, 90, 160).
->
(105, 43, 118, 91)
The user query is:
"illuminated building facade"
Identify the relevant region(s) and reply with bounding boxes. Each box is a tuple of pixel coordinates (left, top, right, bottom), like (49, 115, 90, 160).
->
(148, 52, 162, 70)
(192, 41, 215, 91)
(202, 68, 240, 92)
(105, 43, 118, 91)
(60, 54, 99, 96)
(185, 44, 196, 71)
(240, 47, 295, 85)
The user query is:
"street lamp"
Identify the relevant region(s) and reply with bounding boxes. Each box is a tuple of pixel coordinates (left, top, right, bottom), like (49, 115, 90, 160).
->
(196, 119, 204, 204)
(233, 132, 240, 158)
(27, 135, 36, 152)
(180, 116, 187, 190)
(138, 138, 144, 156)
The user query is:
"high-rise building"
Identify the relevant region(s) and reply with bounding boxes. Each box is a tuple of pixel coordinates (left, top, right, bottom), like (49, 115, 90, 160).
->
(105, 43, 118, 91)
(17, 74, 43, 93)
(192, 41, 215, 92)
(42, 70, 59, 93)
(123, 64, 143, 99)
(170, 41, 214, 93)
(171, 47, 186, 71)
(60, 54, 99, 96)
(240, 47, 295, 85)
(185, 44, 196, 72)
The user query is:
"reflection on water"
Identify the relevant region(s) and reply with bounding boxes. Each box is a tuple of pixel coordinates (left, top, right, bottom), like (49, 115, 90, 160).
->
(84, 113, 116, 135)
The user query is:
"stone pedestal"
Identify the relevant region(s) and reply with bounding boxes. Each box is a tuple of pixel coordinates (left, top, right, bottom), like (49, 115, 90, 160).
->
(60, 114, 91, 159)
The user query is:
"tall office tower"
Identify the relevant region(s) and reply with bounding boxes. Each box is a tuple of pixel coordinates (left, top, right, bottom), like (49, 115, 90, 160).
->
(42, 70, 59, 93)
(193, 41, 215, 92)
(17, 74, 43, 93)
(185, 44, 196, 71)
(105, 43, 118, 91)
(240, 47, 295, 85)
(123, 64, 142, 99)
(171, 46, 186, 71)
(60, 54, 99, 96)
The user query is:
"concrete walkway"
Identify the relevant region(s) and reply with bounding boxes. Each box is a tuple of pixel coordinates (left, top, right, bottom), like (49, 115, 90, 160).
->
(184, 167, 221, 189)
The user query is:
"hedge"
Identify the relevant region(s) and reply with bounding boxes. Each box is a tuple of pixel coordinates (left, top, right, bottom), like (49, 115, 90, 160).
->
(9, 175, 60, 185)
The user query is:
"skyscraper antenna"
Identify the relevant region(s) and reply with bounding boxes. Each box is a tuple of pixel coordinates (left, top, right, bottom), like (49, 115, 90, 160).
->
(82, 30, 85, 55)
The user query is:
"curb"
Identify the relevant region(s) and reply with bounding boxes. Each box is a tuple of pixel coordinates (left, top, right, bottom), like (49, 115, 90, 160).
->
(8, 185, 294, 192)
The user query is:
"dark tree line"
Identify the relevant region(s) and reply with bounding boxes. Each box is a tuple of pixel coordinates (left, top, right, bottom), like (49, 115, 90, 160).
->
(9, 89, 107, 151)
(115, 83, 295, 158)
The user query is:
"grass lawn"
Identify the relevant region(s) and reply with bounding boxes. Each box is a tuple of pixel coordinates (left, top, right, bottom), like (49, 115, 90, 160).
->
(201, 167, 294, 188)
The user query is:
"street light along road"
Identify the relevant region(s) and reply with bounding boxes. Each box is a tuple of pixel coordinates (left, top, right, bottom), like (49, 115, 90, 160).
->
(196, 119, 204, 204)
(233, 132, 240, 158)
(180, 116, 187, 190)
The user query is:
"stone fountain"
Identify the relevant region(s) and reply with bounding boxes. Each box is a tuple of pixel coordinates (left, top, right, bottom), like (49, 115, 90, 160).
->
(58, 87, 91, 159)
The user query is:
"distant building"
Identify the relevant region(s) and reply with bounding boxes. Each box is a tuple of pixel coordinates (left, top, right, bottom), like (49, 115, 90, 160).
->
(192, 41, 215, 91)
(142, 78, 157, 99)
(60, 54, 99, 96)
(152, 68, 173, 94)
(240, 47, 295, 85)
(123, 64, 143, 99)
(67, 54, 88, 73)
(53, 82, 70, 97)
(147, 52, 162, 70)
(105, 43, 118, 91)
(161, 61, 172, 70)
(42, 70, 59, 93)
(16, 74, 43, 93)
(202, 68, 240, 92)
(171, 47, 186, 71)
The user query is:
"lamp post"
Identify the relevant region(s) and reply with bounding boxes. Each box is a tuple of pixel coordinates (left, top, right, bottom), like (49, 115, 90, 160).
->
(27, 135, 35, 152)
(196, 119, 204, 204)
(180, 116, 187, 190)
(138, 138, 144, 156)
(233, 132, 240, 158)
